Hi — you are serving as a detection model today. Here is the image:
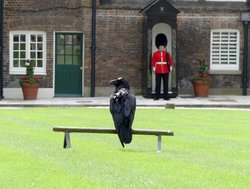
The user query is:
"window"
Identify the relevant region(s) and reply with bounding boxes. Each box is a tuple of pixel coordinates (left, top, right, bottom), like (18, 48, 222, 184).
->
(210, 29, 240, 71)
(56, 33, 82, 66)
(9, 31, 46, 74)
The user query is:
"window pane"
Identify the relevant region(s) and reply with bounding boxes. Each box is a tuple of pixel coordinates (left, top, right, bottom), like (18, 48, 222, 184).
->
(13, 35, 19, 42)
(37, 43, 43, 50)
(65, 55, 72, 65)
(20, 35, 25, 42)
(57, 45, 64, 54)
(30, 43, 36, 50)
(14, 52, 19, 58)
(37, 35, 43, 42)
(37, 52, 43, 59)
(73, 45, 81, 55)
(14, 44, 19, 50)
(20, 60, 26, 67)
(20, 52, 26, 58)
(65, 35, 72, 45)
(57, 55, 64, 65)
(73, 35, 81, 45)
(57, 35, 64, 44)
(31, 52, 36, 58)
(73, 55, 80, 65)
(65, 45, 72, 54)
(37, 60, 43, 67)
(31, 35, 36, 42)
(20, 43, 26, 50)
(13, 60, 19, 67)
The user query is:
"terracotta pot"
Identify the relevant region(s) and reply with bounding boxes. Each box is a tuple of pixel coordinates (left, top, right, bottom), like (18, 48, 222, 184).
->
(192, 80, 210, 97)
(20, 83, 39, 100)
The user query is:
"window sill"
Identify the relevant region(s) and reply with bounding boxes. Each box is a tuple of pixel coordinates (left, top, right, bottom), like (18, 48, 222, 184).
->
(209, 70, 241, 75)
(9, 71, 47, 75)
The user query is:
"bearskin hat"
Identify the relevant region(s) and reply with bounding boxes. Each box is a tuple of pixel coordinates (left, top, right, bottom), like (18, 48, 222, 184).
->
(155, 33, 168, 49)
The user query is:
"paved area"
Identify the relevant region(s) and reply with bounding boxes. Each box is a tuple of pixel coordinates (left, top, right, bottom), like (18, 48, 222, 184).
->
(1, 95, 250, 109)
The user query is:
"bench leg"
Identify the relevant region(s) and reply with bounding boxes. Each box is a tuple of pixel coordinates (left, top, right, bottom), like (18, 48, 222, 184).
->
(63, 132, 71, 149)
(157, 135, 162, 152)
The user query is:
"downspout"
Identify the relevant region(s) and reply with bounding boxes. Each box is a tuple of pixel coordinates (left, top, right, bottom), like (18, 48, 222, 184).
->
(90, 0, 96, 97)
(243, 21, 248, 96)
(0, 0, 3, 100)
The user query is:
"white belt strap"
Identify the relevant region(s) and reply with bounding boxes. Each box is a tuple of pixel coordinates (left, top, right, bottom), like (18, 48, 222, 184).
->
(156, 62, 167, 65)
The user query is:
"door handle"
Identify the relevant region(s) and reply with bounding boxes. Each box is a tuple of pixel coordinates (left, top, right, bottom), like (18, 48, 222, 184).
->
(80, 67, 82, 70)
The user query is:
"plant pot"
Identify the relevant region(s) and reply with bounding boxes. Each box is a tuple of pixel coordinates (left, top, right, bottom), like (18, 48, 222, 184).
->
(20, 83, 39, 100)
(192, 80, 210, 97)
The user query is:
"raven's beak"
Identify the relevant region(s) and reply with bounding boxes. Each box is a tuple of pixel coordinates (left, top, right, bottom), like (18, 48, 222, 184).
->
(109, 79, 117, 85)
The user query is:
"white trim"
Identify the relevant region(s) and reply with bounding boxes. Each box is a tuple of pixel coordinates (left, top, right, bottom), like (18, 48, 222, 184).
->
(82, 34, 85, 96)
(210, 29, 240, 71)
(9, 31, 47, 75)
(53, 31, 56, 92)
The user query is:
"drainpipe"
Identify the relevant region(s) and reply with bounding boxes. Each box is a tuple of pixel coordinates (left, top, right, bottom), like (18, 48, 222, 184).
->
(0, 0, 3, 100)
(90, 0, 96, 97)
(240, 12, 250, 95)
(243, 21, 249, 96)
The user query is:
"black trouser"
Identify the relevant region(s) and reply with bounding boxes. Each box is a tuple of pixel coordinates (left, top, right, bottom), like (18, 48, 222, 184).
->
(155, 73, 169, 99)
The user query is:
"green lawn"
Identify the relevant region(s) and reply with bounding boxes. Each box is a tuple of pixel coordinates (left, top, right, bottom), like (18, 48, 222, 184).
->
(0, 108, 249, 189)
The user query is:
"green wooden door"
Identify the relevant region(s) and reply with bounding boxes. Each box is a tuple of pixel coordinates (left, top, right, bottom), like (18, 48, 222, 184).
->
(55, 33, 83, 96)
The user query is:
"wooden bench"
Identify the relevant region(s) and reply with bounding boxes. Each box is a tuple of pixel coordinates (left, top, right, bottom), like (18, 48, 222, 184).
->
(53, 126, 174, 152)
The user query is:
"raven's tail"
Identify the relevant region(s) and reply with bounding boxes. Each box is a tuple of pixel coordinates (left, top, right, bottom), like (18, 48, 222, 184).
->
(119, 138, 125, 148)
(118, 126, 132, 144)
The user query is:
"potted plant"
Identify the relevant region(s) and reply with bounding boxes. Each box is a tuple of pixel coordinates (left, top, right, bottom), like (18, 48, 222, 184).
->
(191, 58, 213, 97)
(19, 60, 42, 100)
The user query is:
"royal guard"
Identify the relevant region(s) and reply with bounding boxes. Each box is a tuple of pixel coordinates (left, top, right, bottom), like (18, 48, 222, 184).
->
(152, 33, 173, 100)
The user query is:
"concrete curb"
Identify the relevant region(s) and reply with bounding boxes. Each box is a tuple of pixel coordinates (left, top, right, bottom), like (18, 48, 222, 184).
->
(1, 96, 250, 109)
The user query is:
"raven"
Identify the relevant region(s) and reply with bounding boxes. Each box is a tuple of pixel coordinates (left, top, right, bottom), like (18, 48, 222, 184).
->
(109, 77, 136, 147)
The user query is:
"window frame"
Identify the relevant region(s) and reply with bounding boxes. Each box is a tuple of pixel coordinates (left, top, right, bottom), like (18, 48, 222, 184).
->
(210, 29, 240, 71)
(9, 31, 47, 75)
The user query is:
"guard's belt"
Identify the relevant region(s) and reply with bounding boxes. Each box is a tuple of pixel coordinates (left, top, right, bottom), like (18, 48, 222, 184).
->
(156, 62, 167, 64)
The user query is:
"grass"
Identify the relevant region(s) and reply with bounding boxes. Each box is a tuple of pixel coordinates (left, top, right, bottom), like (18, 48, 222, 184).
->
(0, 107, 249, 189)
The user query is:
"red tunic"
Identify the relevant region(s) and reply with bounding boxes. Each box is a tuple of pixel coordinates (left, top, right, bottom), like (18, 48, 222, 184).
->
(152, 51, 173, 74)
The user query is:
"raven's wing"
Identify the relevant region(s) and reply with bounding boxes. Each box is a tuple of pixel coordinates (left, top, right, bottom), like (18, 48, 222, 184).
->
(124, 93, 136, 123)
(121, 93, 136, 144)
(110, 97, 125, 147)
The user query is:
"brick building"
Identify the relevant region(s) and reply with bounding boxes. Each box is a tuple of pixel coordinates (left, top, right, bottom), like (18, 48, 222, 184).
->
(1, 0, 250, 99)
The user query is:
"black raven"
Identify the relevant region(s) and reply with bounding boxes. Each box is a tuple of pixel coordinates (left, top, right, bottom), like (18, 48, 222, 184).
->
(109, 77, 136, 147)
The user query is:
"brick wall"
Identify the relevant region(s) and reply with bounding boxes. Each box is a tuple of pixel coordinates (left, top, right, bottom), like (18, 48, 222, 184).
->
(95, 9, 143, 88)
(3, 0, 249, 97)
(177, 11, 244, 92)
(4, 0, 145, 92)
(3, 0, 85, 88)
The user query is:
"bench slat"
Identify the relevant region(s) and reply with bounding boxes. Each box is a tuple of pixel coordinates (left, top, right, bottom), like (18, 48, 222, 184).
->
(53, 126, 174, 136)
(53, 127, 116, 134)
(53, 126, 174, 152)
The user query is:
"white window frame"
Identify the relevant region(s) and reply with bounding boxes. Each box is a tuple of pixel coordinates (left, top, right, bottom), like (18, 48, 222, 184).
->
(9, 31, 47, 75)
(210, 29, 240, 71)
